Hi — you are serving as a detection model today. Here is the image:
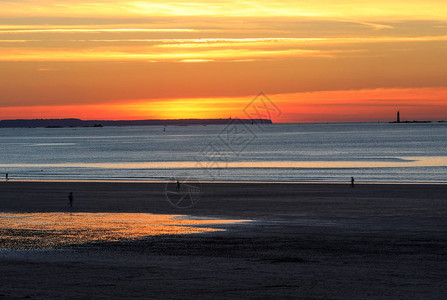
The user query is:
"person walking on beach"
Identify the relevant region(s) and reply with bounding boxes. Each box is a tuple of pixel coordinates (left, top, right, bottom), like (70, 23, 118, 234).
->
(68, 192, 73, 207)
(5, 173, 8, 182)
(351, 177, 355, 187)
(176, 180, 180, 191)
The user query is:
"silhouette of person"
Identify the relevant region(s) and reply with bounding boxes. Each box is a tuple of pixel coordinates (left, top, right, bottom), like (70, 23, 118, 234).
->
(351, 177, 355, 187)
(176, 180, 180, 191)
(68, 192, 73, 207)
(5, 173, 8, 181)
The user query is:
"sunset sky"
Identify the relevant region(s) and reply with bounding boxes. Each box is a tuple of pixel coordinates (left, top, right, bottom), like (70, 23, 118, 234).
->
(1, 0, 447, 122)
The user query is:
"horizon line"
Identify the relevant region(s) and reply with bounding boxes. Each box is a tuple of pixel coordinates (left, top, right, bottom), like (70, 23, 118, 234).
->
(1, 117, 446, 125)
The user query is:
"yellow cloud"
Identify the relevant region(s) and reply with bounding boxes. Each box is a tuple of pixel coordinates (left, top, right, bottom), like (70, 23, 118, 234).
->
(1, 0, 447, 21)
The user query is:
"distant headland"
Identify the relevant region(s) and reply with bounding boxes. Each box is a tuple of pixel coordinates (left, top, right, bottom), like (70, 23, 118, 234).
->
(0, 118, 272, 128)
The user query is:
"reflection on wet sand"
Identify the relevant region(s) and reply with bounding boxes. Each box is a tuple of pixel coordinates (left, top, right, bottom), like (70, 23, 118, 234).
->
(0, 213, 250, 250)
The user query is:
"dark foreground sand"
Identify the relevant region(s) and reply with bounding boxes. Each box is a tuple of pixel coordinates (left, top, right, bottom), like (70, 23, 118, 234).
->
(0, 182, 446, 299)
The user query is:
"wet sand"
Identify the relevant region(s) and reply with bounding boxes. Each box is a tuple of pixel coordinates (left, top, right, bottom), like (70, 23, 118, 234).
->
(0, 182, 446, 299)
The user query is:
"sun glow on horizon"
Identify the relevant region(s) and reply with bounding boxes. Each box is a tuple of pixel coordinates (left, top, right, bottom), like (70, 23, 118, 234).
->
(1, 88, 446, 123)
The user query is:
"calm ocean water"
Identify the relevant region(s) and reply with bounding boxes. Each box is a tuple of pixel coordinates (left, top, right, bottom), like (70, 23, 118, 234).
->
(0, 123, 446, 183)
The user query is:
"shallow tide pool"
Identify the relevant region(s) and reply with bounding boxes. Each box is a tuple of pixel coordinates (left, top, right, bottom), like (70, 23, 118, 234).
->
(0, 212, 249, 250)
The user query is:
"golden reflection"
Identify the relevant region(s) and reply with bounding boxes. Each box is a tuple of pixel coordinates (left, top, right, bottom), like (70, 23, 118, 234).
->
(0, 157, 446, 169)
(0, 213, 250, 250)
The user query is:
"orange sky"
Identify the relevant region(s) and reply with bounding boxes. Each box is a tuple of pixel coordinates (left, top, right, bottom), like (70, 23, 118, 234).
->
(1, 1, 447, 122)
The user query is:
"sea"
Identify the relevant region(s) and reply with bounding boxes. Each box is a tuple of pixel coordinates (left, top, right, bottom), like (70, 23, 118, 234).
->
(0, 122, 446, 183)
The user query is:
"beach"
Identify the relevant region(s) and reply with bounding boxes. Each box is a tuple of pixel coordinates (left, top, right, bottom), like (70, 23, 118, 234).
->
(0, 182, 446, 299)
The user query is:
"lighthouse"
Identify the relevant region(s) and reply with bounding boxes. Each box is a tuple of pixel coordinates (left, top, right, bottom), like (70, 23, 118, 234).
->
(397, 111, 400, 123)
